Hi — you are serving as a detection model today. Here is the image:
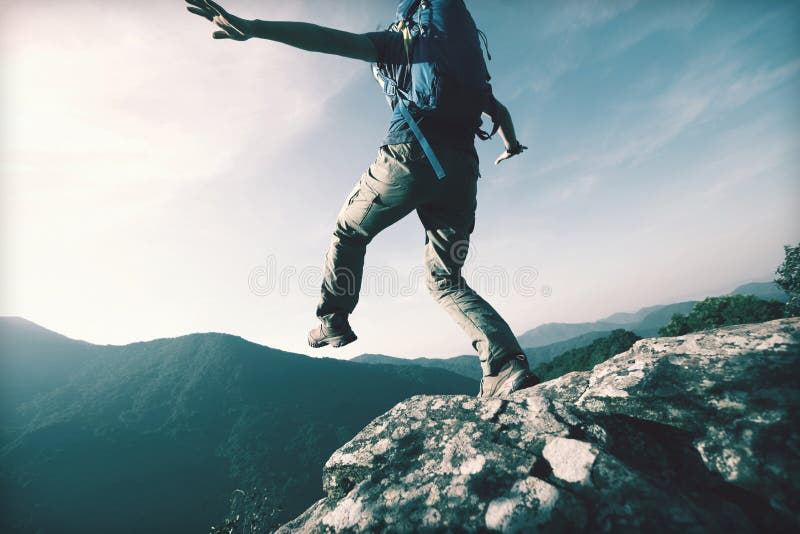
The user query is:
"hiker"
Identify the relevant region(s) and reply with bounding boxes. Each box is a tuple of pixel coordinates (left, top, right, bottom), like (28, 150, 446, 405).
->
(186, 0, 540, 397)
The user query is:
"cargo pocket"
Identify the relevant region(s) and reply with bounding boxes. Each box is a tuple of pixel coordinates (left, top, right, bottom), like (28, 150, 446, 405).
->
(342, 179, 381, 228)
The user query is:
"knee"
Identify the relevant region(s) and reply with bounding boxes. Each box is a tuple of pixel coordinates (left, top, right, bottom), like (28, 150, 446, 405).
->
(425, 270, 467, 298)
(333, 218, 372, 248)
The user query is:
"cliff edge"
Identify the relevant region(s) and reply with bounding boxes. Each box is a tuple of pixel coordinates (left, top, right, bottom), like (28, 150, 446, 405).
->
(278, 318, 800, 533)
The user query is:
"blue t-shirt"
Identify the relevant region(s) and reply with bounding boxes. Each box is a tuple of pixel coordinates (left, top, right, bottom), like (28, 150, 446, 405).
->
(365, 30, 490, 158)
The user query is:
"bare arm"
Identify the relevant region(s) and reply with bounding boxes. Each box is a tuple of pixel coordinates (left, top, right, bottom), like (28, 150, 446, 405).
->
(491, 100, 518, 150)
(484, 97, 527, 165)
(250, 21, 377, 61)
(186, 0, 377, 62)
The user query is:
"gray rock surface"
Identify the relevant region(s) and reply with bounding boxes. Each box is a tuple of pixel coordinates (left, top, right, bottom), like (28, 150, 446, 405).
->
(277, 318, 800, 533)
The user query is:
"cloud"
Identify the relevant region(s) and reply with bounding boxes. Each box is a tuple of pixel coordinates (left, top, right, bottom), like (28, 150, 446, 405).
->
(720, 59, 800, 109)
(515, 1, 712, 96)
(553, 174, 598, 201)
(544, 0, 639, 35)
(1, 0, 369, 253)
(525, 54, 582, 95)
(598, 0, 714, 59)
(695, 117, 800, 198)
(1, 1, 368, 193)
(599, 55, 799, 170)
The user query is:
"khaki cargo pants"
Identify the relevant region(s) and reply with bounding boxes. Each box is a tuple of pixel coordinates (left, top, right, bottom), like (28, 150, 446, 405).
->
(315, 142, 525, 376)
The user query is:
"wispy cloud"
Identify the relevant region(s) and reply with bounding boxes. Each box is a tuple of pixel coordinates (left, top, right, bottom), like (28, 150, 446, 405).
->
(597, 55, 800, 170)
(517, 1, 712, 96)
(544, 0, 639, 35)
(695, 118, 800, 199)
(721, 59, 800, 109)
(553, 174, 598, 201)
(2, 2, 365, 191)
(598, 0, 714, 59)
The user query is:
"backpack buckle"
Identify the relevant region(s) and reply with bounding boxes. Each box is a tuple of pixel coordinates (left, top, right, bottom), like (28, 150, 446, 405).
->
(385, 79, 396, 97)
(372, 65, 397, 98)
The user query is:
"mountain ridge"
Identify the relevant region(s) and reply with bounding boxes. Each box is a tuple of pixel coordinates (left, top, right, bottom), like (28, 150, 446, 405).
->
(517, 280, 787, 347)
(0, 317, 477, 533)
(351, 281, 788, 378)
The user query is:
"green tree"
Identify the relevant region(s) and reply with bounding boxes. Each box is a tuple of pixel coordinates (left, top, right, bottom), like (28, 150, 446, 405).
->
(658, 295, 785, 337)
(210, 487, 283, 534)
(532, 329, 641, 381)
(659, 313, 691, 337)
(775, 242, 800, 317)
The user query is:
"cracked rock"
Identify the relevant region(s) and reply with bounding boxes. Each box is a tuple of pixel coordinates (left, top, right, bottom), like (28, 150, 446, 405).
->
(277, 318, 800, 533)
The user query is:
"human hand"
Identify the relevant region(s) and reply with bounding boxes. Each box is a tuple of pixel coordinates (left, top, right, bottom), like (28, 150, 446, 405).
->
(186, 0, 253, 41)
(494, 142, 528, 165)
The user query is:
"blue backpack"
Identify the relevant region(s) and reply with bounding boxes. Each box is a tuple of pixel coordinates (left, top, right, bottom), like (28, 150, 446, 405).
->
(372, 0, 498, 179)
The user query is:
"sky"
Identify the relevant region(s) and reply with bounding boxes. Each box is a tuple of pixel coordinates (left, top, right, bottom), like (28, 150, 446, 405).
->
(2, 0, 798, 359)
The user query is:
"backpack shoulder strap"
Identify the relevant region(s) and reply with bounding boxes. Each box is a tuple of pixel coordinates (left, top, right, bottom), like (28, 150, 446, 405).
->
(396, 99, 446, 179)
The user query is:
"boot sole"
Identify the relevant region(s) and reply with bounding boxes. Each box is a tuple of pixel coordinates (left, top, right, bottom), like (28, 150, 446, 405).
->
(513, 372, 541, 392)
(308, 332, 357, 348)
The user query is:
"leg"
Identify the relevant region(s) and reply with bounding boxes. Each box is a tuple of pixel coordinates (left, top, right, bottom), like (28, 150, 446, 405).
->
(417, 149, 526, 377)
(315, 144, 432, 326)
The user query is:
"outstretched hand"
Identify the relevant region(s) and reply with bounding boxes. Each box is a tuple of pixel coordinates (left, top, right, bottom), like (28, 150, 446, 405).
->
(494, 143, 528, 165)
(186, 0, 252, 41)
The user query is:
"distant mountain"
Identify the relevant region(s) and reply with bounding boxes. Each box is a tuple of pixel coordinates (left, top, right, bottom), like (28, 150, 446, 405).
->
(353, 329, 642, 382)
(729, 281, 788, 302)
(353, 282, 790, 382)
(523, 330, 616, 366)
(517, 281, 787, 348)
(516, 300, 699, 347)
(0, 317, 477, 534)
(351, 353, 482, 381)
(0, 317, 97, 416)
(629, 301, 700, 336)
(531, 329, 642, 381)
(595, 303, 667, 325)
(353, 330, 626, 379)
(352, 302, 712, 377)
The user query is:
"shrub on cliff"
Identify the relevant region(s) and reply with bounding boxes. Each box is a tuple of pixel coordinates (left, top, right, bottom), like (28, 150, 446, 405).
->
(532, 329, 641, 380)
(775, 242, 800, 317)
(210, 487, 282, 534)
(658, 295, 785, 336)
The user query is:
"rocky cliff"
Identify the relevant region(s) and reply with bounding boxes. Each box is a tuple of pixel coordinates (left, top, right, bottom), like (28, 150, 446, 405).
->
(277, 318, 800, 533)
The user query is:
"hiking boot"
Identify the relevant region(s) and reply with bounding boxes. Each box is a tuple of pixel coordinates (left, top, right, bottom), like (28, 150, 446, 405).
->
(478, 354, 541, 398)
(308, 316, 357, 348)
